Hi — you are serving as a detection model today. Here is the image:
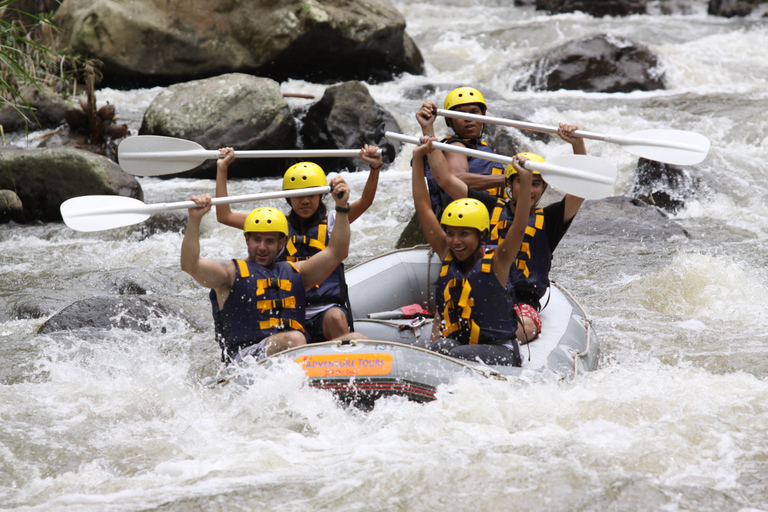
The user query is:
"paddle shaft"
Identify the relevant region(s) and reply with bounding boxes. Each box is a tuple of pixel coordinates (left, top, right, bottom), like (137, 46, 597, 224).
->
(122, 148, 384, 161)
(435, 108, 705, 152)
(64, 186, 332, 219)
(382, 131, 615, 185)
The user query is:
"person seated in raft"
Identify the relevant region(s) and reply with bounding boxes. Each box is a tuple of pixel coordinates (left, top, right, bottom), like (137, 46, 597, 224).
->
(417, 86, 507, 219)
(417, 107, 587, 344)
(182, 179, 362, 364)
(411, 136, 533, 366)
(213, 146, 382, 343)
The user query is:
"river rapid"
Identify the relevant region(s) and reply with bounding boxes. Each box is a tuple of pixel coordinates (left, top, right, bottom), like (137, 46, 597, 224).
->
(3, 1, 768, 510)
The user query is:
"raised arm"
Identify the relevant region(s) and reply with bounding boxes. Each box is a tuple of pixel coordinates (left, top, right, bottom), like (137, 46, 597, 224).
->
(492, 157, 532, 285)
(296, 177, 351, 289)
(412, 137, 448, 258)
(214, 148, 248, 230)
(558, 123, 587, 222)
(181, 194, 235, 298)
(348, 143, 382, 223)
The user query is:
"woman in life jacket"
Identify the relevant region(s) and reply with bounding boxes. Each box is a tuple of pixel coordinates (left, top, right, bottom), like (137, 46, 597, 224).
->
(417, 86, 507, 218)
(213, 145, 382, 342)
(411, 136, 533, 366)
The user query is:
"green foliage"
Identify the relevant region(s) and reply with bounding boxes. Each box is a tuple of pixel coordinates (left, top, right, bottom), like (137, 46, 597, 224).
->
(0, 0, 94, 126)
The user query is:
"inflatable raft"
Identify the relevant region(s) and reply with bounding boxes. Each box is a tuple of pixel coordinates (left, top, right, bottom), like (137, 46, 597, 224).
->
(241, 247, 600, 408)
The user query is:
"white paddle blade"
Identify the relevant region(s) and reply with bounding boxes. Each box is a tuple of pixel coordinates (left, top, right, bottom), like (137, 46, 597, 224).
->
(530, 155, 618, 200)
(118, 136, 212, 176)
(615, 129, 711, 165)
(60, 196, 151, 232)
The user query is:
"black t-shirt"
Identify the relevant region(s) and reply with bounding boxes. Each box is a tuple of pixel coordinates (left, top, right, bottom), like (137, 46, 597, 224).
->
(467, 187, 573, 253)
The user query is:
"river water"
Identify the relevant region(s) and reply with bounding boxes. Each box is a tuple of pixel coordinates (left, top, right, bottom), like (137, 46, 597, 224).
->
(3, 1, 768, 510)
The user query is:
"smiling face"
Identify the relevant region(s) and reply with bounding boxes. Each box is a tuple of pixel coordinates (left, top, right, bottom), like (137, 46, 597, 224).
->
(508, 174, 546, 209)
(289, 194, 321, 219)
(444, 225, 482, 262)
(449, 103, 485, 139)
(245, 231, 286, 267)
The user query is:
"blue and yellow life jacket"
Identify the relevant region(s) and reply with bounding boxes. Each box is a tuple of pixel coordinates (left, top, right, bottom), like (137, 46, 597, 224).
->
(279, 218, 345, 308)
(211, 259, 305, 361)
(435, 250, 517, 345)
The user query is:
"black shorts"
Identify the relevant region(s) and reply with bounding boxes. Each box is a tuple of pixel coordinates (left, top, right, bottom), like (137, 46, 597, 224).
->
(304, 305, 353, 343)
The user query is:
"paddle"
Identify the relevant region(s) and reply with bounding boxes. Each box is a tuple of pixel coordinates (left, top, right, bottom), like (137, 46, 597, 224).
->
(117, 135, 396, 176)
(374, 127, 617, 200)
(434, 108, 710, 166)
(60, 186, 331, 232)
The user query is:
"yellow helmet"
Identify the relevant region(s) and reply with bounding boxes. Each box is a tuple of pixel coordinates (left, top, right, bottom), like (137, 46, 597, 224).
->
(444, 87, 487, 112)
(505, 152, 545, 179)
(440, 198, 490, 233)
(243, 207, 288, 236)
(282, 162, 327, 190)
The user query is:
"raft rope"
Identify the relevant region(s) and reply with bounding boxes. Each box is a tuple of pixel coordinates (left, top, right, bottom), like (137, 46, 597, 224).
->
(551, 281, 594, 379)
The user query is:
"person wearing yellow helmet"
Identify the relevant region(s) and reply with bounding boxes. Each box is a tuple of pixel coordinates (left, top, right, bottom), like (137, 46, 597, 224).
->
(181, 180, 355, 364)
(410, 137, 534, 366)
(212, 145, 382, 343)
(416, 87, 507, 218)
(418, 122, 587, 344)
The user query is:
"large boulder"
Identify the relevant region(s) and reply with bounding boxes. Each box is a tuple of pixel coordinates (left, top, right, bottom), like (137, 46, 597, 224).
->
(628, 158, 699, 213)
(536, 0, 649, 16)
(300, 80, 402, 172)
(53, 0, 424, 88)
(138, 73, 297, 179)
(518, 34, 666, 93)
(37, 295, 197, 334)
(0, 148, 141, 222)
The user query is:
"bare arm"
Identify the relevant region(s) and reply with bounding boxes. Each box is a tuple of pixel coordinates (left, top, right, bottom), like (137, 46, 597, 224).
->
(412, 137, 448, 259)
(181, 194, 235, 300)
(348, 144, 382, 223)
(444, 148, 506, 191)
(296, 177, 351, 289)
(558, 122, 587, 222)
(492, 157, 532, 286)
(214, 148, 248, 230)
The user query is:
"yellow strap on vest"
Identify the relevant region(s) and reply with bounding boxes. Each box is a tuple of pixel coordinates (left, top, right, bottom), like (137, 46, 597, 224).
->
(286, 221, 327, 259)
(236, 259, 250, 278)
(256, 296, 297, 312)
(259, 317, 305, 333)
(515, 209, 544, 279)
(256, 278, 293, 296)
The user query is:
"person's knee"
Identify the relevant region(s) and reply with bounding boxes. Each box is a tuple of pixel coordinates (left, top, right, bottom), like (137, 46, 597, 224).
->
(266, 331, 306, 355)
(323, 308, 350, 337)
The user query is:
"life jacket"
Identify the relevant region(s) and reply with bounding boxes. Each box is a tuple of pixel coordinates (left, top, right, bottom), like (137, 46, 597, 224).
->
(279, 217, 345, 308)
(435, 249, 518, 345)
(486, 201, 552, 305)
(211, 259, 306, 361)
(423, 137, 506, 217)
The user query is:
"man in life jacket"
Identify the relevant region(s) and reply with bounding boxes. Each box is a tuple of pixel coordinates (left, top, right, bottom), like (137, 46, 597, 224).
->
(416, 87, 506, 219)
(181, 178, 361, 364)
(410, 136, 534, 366)
(416, 114, 587, 345)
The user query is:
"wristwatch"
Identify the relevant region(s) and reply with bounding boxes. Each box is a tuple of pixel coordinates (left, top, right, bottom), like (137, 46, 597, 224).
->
(335, 203, 351, 213)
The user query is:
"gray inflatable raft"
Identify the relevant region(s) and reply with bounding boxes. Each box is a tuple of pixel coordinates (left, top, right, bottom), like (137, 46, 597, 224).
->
(255, 247, 600, 407)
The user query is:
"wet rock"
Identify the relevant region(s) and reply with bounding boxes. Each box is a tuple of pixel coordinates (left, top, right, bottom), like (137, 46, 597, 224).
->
(36, 295, 195, 334)
(53, 0, 423, 88)
(708, 0, 756, 16)
(0, 83, 69, 133)
(127, 211, 188, 239)
(396, 213, 428, 248)
(565, 196, 690, 244)
(0, 148, 142, 222)
(0, 190, 25, 224)
(138, 73, 297, 179)
(300, 81, 402, 171)
(629, 158, 698, 213)
(518, 34, 666, 93)
(536, 0, 649, 16)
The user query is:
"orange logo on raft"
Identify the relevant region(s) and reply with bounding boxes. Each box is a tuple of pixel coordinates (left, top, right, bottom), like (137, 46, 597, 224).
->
(296, 353, 393, 377)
